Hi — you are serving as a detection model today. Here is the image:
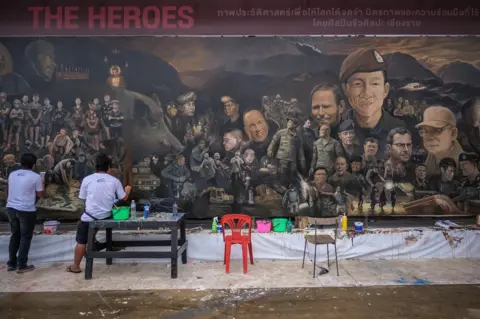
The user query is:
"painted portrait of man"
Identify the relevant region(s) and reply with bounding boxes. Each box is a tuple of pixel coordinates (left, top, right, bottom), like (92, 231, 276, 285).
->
(24, 40, 56, 82)
(310, 83, 345, 137)
(340, 48, 405, 154)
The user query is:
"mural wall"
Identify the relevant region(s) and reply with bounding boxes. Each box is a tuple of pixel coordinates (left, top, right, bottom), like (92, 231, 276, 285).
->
(1, 36, 480, 219)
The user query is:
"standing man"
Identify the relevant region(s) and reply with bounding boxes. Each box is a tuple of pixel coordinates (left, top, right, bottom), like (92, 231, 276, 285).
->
(267, 117, 306, 184)
(310, 124, 344, 176)
(340, 48, 405, 155)
(310, 83, 345, 138)
(67, 154, 131, 274)
(6, 153, 44, 273)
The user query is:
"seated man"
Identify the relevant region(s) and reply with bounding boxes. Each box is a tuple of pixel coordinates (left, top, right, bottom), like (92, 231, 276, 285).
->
(66, 153, 131, 274)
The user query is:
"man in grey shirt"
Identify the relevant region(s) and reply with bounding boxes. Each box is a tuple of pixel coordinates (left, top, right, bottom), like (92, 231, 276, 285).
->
(6, 153, 44, 273)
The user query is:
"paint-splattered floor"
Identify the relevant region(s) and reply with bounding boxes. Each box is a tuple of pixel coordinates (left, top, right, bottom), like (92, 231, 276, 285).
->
(1, 285, 480, 319)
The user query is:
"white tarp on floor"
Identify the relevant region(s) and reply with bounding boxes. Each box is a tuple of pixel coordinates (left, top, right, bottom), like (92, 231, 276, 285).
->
(0, 228, 478, 264)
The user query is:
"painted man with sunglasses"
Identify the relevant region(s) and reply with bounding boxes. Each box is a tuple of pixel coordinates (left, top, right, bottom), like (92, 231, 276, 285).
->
(415, 106, 463, 176)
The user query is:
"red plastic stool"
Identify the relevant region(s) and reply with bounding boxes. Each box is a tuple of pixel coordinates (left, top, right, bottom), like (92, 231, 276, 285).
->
(220, 214, 254, 274)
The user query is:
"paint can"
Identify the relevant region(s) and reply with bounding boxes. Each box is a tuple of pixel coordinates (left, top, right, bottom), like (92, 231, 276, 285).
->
(43, 220, 60, 234)
(354, 222, 364, 232)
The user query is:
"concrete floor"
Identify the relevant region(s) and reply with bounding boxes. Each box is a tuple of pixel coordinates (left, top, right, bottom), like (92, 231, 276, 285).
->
(2, 259, 480, 292)
(1, 285, 480, 319)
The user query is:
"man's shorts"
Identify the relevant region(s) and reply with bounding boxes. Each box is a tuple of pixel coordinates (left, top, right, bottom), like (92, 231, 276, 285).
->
(75, 221, 91, 245)
(75, 217, 109, 244)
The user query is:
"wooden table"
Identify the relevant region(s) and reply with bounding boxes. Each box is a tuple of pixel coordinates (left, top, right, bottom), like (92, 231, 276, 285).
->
(84, 213, 187, 280)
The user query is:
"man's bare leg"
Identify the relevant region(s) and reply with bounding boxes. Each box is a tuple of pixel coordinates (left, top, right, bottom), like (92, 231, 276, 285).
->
(70, 243, 85, 271)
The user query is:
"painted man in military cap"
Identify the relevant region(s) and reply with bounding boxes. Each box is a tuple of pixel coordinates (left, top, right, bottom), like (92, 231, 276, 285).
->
(337, 119, 362, 162)
(219, 96, 244, 136)
(267, 116, 306, 185)
(416, 106, 463, 176)
(457, 152, 480, 200)
(339, 48, 405, 155)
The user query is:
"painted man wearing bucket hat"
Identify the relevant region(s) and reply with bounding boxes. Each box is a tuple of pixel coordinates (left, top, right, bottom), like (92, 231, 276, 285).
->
(415, 106, 463, 176)
(340, 48, 405, 157)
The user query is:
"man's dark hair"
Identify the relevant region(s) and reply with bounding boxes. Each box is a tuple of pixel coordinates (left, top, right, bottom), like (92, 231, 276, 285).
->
(20, 153, 37, 170)
(386, 127, 411, 145)
(313, 166, 328, 175)
(96, 153, 112, 172)
(310, 82, 344, 106)
(364, 137, 379, 145)
(439, 157, 456, 170)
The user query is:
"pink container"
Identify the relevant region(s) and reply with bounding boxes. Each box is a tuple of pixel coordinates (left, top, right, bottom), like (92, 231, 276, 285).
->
(256, 220, 271, 233)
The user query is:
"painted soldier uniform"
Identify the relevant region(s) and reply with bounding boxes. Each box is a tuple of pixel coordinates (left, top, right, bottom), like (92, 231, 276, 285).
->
(339, 48, 405, 156)
(267, 128, 306, 183)
(337, 120, 362, 162)
(311, 137, 343, 175)
(328, 171, 357, 192)
(309, 183, 336, 217)
(282, 186, 299, 215)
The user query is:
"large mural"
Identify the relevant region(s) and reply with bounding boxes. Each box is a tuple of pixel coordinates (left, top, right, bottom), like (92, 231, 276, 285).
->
(1, 36, 480, 219)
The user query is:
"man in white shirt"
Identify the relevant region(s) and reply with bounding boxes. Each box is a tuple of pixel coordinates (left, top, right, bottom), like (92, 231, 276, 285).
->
(6, 153, 44, 273)
(67, 153, 131, 274)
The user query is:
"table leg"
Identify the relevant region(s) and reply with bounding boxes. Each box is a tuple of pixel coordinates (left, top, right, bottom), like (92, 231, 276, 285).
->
(171, 225, 178, 279)
(85, 226, 95, 280)
(180, 218, 187, 264)
(106, 228, 113, 265)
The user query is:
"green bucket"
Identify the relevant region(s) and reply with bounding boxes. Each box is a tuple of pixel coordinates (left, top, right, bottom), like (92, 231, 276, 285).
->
(112, 206, 130, 220)
(272, 218, 288, 232)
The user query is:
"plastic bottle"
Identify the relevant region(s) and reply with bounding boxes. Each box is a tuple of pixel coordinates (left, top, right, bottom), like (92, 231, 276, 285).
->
(172, 202, 178, 217)
(212, 217, 218, 233)
(130, 200, 136, 219)
(286, 219, 293, 233)
(341, 213, 348, 232)
(143, 201, 150, 219)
